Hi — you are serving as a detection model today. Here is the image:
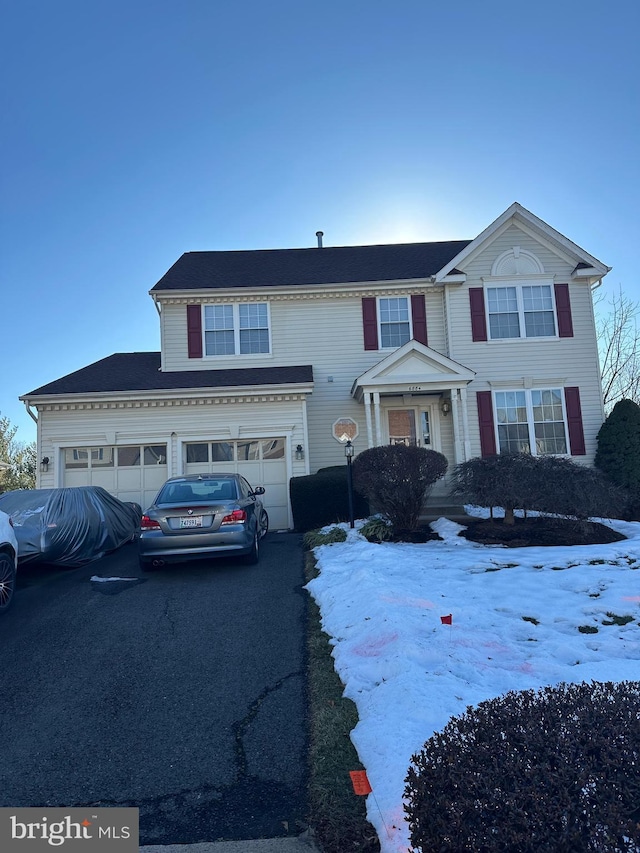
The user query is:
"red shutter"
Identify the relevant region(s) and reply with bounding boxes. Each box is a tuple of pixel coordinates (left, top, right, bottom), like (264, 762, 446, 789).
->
(564, 386, 586, 455)
(469, 288, 488, 342)
(476, 391, 497, 456)
(554, 283, 574, 337)
(362, 297, 378, 350)
(187, 304, 203, 359)
(411, 294, 428, 346)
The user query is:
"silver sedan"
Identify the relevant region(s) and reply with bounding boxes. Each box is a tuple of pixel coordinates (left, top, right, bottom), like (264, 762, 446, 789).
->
(138, 474, 268, 570)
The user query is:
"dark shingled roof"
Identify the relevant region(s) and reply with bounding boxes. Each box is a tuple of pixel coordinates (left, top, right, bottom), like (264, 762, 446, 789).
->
(25, 353, 313, 397)
(151, 240, 472, 291)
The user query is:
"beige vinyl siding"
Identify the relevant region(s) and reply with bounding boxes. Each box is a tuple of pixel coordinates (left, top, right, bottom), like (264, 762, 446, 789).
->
(448, 224, 604, 462)
(35, 398, 307, 528)
(158, 288, 448, 473)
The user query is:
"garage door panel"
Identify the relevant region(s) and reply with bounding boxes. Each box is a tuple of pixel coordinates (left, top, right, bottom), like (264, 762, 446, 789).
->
(62, 445, 167, 510)
(184, 438, 290, 529)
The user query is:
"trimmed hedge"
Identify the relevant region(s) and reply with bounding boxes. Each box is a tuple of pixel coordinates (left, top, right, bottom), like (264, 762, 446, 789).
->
(289, 467, 369, 532)
(352, 445, 447, 532)
(405, 681, 640, 852)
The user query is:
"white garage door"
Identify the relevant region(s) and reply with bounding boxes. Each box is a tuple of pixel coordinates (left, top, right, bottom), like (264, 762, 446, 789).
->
(62, 444, 168, 510)
(184, 438, 289, 530)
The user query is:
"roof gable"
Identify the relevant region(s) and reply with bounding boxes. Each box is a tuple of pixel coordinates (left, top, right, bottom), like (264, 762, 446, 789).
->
(435, 202, 610, 281)
(351, 341, 475, 400)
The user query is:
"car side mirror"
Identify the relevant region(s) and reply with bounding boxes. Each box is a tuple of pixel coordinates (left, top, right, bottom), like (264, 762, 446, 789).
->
(252, 486, 265, 496)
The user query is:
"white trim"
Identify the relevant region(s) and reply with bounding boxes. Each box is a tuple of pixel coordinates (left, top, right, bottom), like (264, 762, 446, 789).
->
(491, 246, 545, 276)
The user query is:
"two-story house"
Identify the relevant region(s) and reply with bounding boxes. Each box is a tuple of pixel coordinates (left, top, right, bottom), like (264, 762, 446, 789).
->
(21, 203, 610, 529)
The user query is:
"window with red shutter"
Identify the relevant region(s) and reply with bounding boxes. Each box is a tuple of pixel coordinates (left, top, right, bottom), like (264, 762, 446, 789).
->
(564, 386, 586, 455)
(187, 305, 203, 359)
(469, 288, 488, 342)
(476, 390, 497, 456)
(410, 294, 428, 346)
(362, 298, 378, 350)
(554, 283, 574, 338)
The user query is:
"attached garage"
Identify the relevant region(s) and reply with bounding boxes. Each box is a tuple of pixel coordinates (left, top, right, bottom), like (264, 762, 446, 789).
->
(21, 354, 314, 532)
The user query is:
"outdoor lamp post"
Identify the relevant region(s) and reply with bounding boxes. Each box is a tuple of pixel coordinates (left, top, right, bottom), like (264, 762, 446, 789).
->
(345, 439, 355, 529)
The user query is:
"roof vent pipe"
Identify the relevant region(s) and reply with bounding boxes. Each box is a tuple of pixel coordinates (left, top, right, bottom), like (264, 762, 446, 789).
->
(316, 231, 324, 248)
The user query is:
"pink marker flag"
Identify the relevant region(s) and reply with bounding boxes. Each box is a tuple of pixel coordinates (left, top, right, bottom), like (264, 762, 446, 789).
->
(440, 614, 452, 625)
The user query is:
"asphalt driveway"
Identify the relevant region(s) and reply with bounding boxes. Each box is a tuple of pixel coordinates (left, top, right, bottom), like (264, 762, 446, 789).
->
(0, 534, 308, 845)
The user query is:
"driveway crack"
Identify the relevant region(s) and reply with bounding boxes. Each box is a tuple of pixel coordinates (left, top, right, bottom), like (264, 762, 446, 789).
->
(232, 670, 304, 779)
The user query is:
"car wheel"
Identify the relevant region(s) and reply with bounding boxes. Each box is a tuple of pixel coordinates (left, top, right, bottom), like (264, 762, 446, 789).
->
(0, 553, 16, 614)
(259, 508, 269, 539)
(244, 531, 260, 565)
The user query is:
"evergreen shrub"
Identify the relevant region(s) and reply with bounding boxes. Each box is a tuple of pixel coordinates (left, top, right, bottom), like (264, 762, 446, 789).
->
(289, 467, 368, 532)
(596, 399, 640, 519)
(352, 444, 447, 532)
(453, 453, 626, 524)
(405, 681, 640, 853)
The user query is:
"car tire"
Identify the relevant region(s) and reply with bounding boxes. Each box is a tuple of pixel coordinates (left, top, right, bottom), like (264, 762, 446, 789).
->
(0, 552, 16, 614)
(259, 509, 269, 539)
(244, 531, 260, 565)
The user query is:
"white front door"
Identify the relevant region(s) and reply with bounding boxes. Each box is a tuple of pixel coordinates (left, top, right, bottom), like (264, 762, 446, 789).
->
(386, 406, 437, 450)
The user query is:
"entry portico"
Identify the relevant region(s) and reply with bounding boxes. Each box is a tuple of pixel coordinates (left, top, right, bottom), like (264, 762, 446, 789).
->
(351, 340, 476, 465)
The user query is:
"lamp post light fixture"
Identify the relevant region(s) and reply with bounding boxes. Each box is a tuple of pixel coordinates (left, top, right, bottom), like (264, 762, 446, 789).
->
(345, 439, 355, 529)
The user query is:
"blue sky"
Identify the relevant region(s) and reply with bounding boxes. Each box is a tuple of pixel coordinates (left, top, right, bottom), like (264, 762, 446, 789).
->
(2, 0, 638, 444)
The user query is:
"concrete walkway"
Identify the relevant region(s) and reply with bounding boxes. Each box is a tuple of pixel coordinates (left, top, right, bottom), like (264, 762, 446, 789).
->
(140, 832, 320, 852)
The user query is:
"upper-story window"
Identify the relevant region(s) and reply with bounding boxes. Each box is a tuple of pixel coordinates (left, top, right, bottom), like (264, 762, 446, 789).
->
(203, 303, 270, 356)
(379, 297, 411, 348)
(486, 284, 557, 339)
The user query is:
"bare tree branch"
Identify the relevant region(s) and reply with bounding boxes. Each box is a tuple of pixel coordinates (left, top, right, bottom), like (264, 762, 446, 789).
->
(595, 286, 640, 411)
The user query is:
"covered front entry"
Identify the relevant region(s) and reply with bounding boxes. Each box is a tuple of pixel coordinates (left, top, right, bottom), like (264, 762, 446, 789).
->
(351, 340, 475, 467)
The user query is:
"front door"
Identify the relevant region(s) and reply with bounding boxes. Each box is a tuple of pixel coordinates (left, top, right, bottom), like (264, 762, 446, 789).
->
(387, 408, 434, 449)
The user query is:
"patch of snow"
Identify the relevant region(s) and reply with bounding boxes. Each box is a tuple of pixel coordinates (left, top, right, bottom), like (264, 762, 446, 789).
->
(306, 515, 640, 853)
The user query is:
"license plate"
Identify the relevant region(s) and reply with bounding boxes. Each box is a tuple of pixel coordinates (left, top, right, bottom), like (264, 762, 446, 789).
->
(180, 516, 203, 528)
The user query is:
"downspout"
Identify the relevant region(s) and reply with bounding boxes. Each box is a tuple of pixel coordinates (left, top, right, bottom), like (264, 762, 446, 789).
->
(23, 400, 38, 424)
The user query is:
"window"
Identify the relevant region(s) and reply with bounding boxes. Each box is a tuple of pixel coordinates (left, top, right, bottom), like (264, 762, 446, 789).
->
(65, 445, 166, 468)
(379, 297, 411, 348)
(486, 284, 556, 340)
(204, 303, 270, 356)
(495, 389, 567, 456)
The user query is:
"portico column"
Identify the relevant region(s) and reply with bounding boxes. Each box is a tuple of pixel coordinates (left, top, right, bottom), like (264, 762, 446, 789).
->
(373, 392, 382, 446)
(460, 386, 471, 461)
(364, 391, 374, 448)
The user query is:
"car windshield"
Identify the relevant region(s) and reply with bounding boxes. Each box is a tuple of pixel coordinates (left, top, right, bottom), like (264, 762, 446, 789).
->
(157, 480, 238, 504)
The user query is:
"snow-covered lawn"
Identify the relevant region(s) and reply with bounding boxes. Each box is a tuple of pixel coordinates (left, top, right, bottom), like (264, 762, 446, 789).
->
(305, 512, 640, 853)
